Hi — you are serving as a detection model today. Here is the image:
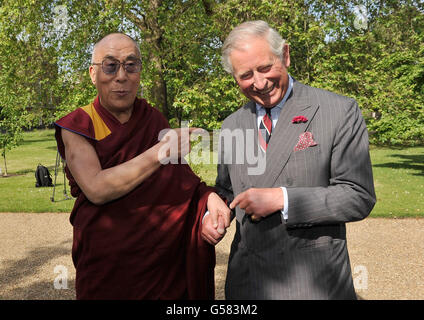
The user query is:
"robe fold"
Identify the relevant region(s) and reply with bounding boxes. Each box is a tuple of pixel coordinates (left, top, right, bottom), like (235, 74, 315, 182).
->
(55, 96, 215, 300)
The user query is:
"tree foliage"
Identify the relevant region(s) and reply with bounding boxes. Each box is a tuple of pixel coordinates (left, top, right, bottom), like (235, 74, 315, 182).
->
(0, 0, 422, 150)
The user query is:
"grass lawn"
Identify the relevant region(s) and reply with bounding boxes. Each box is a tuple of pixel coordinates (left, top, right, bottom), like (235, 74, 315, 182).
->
(0, 129, 423, 217)
(0, 129, 75, 213)
(369, 145, 424, 218)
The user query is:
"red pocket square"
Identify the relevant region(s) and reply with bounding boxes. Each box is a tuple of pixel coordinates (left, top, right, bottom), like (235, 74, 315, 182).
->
(294, 132, 317, 151)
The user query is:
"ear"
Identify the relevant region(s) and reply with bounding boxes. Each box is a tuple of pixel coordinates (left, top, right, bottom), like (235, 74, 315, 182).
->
(89, 65, 96, 85)
(283, 43, 290, 68)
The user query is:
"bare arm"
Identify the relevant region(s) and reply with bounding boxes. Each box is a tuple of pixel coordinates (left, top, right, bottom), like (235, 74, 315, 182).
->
(62, 129, 166, 205)
(62, 127, 194, 205)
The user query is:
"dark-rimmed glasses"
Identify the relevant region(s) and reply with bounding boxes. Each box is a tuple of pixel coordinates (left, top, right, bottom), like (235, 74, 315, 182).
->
(92, 58, 142, 75)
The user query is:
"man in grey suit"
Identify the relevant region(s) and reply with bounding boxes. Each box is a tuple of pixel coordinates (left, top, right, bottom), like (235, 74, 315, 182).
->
(215, 20, 376, 299)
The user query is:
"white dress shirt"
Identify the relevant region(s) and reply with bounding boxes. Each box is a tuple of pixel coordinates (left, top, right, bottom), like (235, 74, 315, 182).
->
(255, 75, 293, 221)
(203, 75, 294, 223)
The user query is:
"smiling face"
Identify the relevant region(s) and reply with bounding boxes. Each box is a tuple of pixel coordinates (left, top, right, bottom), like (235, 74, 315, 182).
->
(89, 34, 141, 119)
(230, 36, 290, 108)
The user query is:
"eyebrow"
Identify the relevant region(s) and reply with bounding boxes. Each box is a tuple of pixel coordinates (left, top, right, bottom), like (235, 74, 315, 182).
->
(238, 70, 252, 78)
(237, 61, 274, 77)
(103, 54, 140, 61)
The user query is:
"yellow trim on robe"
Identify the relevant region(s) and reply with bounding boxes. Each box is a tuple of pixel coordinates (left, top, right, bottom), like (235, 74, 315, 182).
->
(81, 103, 111, 141)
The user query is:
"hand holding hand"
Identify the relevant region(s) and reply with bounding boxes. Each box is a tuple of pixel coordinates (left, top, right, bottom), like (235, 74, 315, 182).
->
(201, 192, 231, 245)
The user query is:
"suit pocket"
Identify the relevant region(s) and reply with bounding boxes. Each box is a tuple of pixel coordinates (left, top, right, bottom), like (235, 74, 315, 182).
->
(286, 146, 321, 186)
(297, 236, 332, 250)
(291, 144, 320, 160)
(286, 236, 333, 299)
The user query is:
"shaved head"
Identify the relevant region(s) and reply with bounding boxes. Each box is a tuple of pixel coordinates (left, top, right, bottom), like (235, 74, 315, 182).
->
(91, 33, 141, 64)
(88, 32, 142, 122)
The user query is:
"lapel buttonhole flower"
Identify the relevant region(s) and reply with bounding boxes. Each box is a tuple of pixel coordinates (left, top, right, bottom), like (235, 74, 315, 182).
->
(292, 115, 308, 124)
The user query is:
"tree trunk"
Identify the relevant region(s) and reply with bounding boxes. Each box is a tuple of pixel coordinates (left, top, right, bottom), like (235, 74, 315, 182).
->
(150, 54, 169, 119)
(123, 0, 169, 119)
(2, 150, 8, 176)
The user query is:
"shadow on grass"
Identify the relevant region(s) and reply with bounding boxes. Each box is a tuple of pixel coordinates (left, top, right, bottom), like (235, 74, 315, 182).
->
(3, 166, 57, 176)
(19, 139, 52, 145)
(1, 173, 27, 178)
(373, 153, 424, 176)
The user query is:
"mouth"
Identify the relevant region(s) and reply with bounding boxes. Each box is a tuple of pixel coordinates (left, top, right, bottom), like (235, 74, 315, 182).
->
(112, 90, 129, 97)
(256, 83, 276, 96)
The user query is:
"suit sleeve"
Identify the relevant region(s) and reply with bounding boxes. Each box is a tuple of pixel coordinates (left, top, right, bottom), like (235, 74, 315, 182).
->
(215, 162, 234, 203)
(285, 99, 376, 227)
(215, 120, 236, 220)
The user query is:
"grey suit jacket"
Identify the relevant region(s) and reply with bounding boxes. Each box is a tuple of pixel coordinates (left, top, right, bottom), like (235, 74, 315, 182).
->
(215, 80, 376, 299)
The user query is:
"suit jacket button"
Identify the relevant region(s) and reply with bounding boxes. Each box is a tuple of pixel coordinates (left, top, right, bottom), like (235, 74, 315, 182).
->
(286, 178, 293, 186)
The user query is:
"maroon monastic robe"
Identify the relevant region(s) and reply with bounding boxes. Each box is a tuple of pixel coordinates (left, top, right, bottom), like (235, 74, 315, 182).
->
(55, 96, 215, 299)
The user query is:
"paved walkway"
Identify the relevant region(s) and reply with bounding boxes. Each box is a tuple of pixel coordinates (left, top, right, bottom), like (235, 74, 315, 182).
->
(0, 213, 423, 300)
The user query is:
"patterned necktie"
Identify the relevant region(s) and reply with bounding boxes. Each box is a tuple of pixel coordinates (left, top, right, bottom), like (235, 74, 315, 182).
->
(259, 108, 273, 153)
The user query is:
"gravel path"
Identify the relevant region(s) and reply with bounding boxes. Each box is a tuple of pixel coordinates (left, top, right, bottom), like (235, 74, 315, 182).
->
(0, 213, 423, 300)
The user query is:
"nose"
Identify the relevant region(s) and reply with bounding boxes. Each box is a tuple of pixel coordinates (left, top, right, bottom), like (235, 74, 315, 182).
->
(252, 72, 267, 91)
(115, 64, 128, 81)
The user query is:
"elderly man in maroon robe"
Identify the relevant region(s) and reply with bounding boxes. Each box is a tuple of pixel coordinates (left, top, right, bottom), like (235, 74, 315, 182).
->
(54, 33, 230, 300)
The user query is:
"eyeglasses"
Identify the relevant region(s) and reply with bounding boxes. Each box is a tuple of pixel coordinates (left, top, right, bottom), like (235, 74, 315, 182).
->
(92, 58, 142, 75)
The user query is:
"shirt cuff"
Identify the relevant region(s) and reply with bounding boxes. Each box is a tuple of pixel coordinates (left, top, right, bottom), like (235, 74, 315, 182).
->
(205, 188, 287, 223)
(280, 187, 288, 221)
(202, 211, 210, 224)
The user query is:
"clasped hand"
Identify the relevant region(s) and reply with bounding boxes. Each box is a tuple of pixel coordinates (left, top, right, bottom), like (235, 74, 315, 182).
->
(201, 188, 284, 244)
(201, 192, 231, 245)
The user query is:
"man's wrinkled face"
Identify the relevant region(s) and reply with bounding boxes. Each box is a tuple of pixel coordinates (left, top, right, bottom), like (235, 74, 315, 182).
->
(89, 34, 141, 114)
(230, 36, 290, 108)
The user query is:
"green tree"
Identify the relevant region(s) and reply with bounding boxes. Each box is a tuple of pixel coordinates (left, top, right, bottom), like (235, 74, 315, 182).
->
(309, 0, 424, 145)
(0, 0, 55, 172)
(0, 0, 422, 146)
(0, 105, 29, 176)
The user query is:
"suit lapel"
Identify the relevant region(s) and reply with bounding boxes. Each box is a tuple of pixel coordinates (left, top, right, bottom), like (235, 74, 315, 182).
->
(236, 101, 258, 190)
(250, 82, 319, 188)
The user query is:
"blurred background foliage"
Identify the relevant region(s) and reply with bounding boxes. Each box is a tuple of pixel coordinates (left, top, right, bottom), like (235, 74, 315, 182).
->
(1, 0, 423, 165)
